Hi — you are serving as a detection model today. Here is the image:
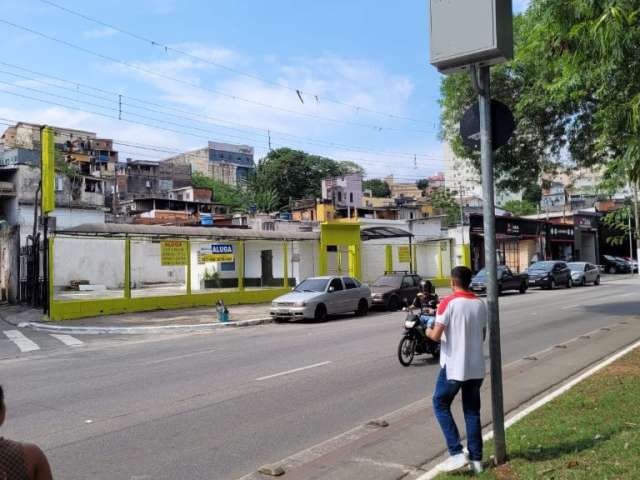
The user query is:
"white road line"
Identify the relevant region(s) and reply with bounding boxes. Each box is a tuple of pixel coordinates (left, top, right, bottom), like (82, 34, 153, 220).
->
(256, 361, 332, 381)
(3, 330, 39, 352)
(49, 334, 84, 347)
(561, 304, 580, 310)
(141, 348, 217, 365)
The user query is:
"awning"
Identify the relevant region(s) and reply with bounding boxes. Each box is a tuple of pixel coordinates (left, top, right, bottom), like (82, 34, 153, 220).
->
(360, 226, 413, 241)
(57, 223, 320, 241)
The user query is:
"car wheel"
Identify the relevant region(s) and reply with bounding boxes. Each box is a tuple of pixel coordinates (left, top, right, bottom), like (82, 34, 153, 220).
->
(314, 304, 327, 322)
(497, 284, 503, 296)
(580, 276, 586, 287)
(594, 276, 600, 285)
(387, 296, 400, 311)
(519, 283, 527, 294)
(566, 278, 572, 288)
(608, 266, 616, 274)
(356, 299, 368, 317)
(549, 279, 556, 290)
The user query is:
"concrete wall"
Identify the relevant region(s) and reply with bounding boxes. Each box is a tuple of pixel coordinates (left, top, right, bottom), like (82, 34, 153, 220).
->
(0, 226, 19, 302)
(17, 205, 105, 245)
(130, 241, 186, 287)
(53, 238, 125, 292)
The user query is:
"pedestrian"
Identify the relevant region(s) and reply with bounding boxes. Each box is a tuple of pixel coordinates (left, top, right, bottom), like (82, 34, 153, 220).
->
(426, 266, 487, 474)
(0, 385, 53, 480)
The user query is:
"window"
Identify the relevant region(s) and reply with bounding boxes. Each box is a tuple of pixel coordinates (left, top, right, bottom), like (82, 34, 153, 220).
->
(337, 191, 342, 202)
(220, 261, 235, 272)
(412, 276, 422, 287)
(329, 278, 344, 291)
(343, 277, 358, 289)
(401, 276, 413, 288)
(349, 192, 353, 203)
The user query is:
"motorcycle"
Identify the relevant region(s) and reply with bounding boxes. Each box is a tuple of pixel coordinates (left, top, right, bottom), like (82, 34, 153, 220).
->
(397, 301, 441, 366)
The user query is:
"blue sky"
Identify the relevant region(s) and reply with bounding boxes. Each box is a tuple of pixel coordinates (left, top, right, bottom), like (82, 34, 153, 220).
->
(0, 0, 529, 180)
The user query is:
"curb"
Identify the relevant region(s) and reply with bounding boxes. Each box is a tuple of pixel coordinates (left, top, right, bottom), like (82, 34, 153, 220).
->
(21, 317, 274, 335)
(417, 337, 640, 479)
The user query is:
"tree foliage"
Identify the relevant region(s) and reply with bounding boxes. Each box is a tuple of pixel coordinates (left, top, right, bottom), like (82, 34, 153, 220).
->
(192, 172, 249, 211)
(439, 1, 640, 193)
(416, 178, 429, 190)
(500, 199, 537, 217)
(603, 205, 635, 246)
(362, 178, 391, 197)
(429, 188, 461, 226)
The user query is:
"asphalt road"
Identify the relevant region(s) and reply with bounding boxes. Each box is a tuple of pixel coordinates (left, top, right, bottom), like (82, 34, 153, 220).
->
(1, 277, 638, 480)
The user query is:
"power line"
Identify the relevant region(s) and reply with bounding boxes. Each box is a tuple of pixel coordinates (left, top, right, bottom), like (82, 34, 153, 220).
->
(38, 0, 432, 126)
(0, 18, 436, 135)
(0, 67, 444, 162)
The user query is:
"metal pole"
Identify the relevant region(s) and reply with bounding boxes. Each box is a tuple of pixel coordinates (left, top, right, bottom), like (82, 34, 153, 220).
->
(634, 182, 640, 275)
(477, 65, 506, 465)
(629, 209, 634, 276)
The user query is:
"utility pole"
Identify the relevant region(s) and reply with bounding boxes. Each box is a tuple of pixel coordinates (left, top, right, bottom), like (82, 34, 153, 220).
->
(634, 181, 640, 275)
(475, 64, 506, 465)
(268, 130, 272, 151)
(629, 211, 633, 276)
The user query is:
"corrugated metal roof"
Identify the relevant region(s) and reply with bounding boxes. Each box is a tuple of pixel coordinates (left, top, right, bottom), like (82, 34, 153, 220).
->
(57, 223, 320, 241)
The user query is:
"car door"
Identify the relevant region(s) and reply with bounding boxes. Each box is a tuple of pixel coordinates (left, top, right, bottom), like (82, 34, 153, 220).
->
(342, 276, 361, 311)
(586, 263, 597, 282)
(400, 275, 417, 304)
(501, 267, 516, 289)
(326, 277, 347, 314)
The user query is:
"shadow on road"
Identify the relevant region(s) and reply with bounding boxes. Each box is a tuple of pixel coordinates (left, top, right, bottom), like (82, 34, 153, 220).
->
(582, 301, 640, 317)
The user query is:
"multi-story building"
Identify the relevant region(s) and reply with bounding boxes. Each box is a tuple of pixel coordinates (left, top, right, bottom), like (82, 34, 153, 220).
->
(322, 173, 363, 211)
(163, 141, 255, 186)
(115, 159, 191, 202)
(384, 175, 423, 200)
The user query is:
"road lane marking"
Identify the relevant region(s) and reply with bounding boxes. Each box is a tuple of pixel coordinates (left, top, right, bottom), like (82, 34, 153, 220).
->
(141, 348, 218, 365)
(256, 361, 332, 381)
(3, 330, 39, 352)
(561, 304, 580, 310)
(49, 334, 84, 347)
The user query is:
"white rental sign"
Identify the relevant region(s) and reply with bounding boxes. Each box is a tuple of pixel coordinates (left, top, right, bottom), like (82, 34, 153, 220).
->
(429, 0, 513, 74)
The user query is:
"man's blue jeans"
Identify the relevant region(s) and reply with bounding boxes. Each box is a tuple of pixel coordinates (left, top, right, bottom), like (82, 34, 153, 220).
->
(432, 367, 484, 461)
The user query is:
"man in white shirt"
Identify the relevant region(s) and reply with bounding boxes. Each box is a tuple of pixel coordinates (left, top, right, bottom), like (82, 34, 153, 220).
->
(427, 266, 487, 474)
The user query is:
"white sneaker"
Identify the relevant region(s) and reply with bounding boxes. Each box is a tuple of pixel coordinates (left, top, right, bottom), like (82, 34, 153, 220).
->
(469, 460, 483, 474)
(439, 453, 468, 473)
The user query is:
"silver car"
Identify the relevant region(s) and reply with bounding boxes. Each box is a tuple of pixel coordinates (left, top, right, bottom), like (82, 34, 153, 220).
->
(270, 276, 371, 322)
(568, 262, 600, 286)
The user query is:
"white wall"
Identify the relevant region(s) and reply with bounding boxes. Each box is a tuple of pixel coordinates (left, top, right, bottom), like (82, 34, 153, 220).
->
(130, 240, 186, 286)
(53, 237, 125, 291)
(17, 205, 105, 245)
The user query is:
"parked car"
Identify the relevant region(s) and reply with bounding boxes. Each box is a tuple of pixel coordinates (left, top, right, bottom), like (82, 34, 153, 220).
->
(470, 266, 528, 295)
(622, 257, 639, 272)
(568, 262, 600, 286)
(270, 276, 371, 322)
(370, 272, 422, 310)
(601, 255, 632, 274)
(526, 261, 572, 289)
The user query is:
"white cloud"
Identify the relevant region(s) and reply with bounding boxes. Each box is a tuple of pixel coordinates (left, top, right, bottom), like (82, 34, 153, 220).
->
(82, 27, 118, 40)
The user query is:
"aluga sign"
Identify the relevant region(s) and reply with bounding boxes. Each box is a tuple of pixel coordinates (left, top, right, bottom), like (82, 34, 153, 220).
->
(200, 244, 234, 263)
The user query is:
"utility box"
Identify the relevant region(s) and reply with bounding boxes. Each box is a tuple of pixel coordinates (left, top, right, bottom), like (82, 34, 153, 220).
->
(429, 0, 513, 74)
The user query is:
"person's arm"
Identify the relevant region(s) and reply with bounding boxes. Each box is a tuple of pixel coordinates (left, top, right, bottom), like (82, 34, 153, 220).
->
(427, 322, 445, 341)
(23, 443, 53, 480)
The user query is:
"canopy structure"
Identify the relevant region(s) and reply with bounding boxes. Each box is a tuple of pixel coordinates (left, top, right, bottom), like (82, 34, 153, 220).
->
(58, 223, 319, 241)
(360, 226, 413, 242)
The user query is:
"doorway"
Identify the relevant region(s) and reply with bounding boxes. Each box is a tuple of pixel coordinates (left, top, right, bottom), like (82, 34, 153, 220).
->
(260, 250, 273, 286)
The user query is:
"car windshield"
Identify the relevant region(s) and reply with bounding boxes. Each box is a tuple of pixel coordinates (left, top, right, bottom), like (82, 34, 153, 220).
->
(567, 262, 585, 271)
(373, 276, 402, 287)
(603, 255, 616, 261)
(294, 278, 329, 292)
(529, 261, 554, 271)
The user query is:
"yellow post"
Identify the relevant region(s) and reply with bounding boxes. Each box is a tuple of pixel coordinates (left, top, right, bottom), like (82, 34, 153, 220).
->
(40, 126, 55, 215)
(412, 244, 418, 273)
(237, 241, 245, 291)
(384, 245, 393, 273)
(437, 244, 444, 279)
(283, 242, 289, 288)
(462, 244, 471, 268)
(186, 239, 191, 295)
(124, 238, 131, 299)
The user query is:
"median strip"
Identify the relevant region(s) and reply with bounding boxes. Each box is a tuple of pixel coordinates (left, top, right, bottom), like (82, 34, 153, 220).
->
(256, 361, 332, 381)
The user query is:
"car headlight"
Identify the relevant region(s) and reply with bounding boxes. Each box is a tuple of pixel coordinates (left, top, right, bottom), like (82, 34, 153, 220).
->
(271, 301, 278, 307)
(405, 320, 417, 328)
(293, 301, 306, 307)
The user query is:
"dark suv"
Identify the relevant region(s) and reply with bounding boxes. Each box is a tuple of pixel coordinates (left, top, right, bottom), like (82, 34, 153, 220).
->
(601, 255, 632, 274)
(370, 272, 422, 310)
(527, 261, 572, 289)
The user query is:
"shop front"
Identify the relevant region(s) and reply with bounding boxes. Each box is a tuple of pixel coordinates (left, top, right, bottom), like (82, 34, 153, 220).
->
(573, 213, 600, 264)
(469, 214, 545, 273)
(546, 223, 575, 261)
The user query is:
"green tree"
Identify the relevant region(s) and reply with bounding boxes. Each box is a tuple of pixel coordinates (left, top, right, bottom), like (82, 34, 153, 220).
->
(192, 172, 249, 211)
(416, 178, 429, 190)
(501, 199, 537, 217)
(336, 160, 365, 176)
(430, 188, 461, 226)
(253, 148, 354, 208)
(362, 178, 391, 197)
(603, 205, 635, 246)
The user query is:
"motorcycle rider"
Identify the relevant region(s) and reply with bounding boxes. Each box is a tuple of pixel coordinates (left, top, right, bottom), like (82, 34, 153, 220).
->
(412, 280, 439, 326)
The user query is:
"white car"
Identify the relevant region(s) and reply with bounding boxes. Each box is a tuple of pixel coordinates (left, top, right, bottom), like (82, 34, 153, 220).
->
(270, 276, 371, 322)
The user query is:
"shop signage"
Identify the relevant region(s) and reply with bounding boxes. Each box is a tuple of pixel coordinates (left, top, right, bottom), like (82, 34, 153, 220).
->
(575, 216, 596, 230)
(160, 240, 189, 266)
(505, 223, 520, 235)
(398, 246, 411, 263)
(548, 225, 575, 240)
(199, 244, 234, 263)
(469, 214, 541, 237)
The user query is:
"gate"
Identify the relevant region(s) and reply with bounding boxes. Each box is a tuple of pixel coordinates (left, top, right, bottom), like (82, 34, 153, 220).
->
(19, 234, 47, 309)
